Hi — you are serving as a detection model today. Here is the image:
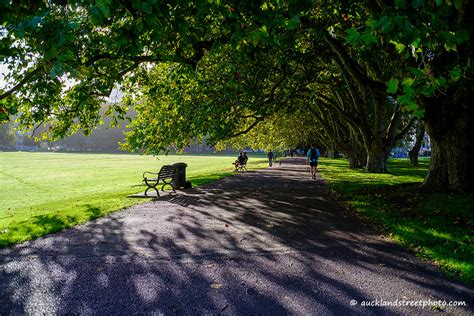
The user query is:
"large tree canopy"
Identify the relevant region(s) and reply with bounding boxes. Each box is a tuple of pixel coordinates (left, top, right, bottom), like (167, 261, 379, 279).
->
(1, 0, 473, 191)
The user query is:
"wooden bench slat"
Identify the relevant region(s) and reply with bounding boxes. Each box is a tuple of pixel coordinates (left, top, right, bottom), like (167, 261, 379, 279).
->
(142, 164, 178, 196)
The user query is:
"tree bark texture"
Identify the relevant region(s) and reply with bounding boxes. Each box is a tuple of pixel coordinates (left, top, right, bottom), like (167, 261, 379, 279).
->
(422, 88, 474, 192)
(346, 145, 367, 169)
(365, 140, 389, 173)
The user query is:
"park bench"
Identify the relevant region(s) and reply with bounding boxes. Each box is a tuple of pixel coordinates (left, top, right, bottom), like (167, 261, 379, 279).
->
(143, 165, 177, 197)
(234, 158, 248, 172)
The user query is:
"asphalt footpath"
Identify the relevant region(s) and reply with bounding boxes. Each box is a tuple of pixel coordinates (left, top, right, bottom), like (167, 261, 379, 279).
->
(0, 157, 473, 315)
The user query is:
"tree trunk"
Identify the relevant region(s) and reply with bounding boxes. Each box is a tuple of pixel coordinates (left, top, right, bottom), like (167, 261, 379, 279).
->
(366, 140, 389, 173)
(327, 148, 336, 158)
(347, 146, 367, 169)
(326, 143, 339, 158)
(408, 123, 425, 166)
(422, 88, 474, 192)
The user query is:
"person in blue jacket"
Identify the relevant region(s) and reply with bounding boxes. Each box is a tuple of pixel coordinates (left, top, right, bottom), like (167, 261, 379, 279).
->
(306, 145, 320, 179)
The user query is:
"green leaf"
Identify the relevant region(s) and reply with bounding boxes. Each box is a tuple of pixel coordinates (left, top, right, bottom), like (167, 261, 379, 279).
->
(88, 6, 103, 25)
(434, 77, 447, 87)
(449, 66, 462, 81)
(402, 77, 415, 87)
(387, 78, 399, 93)
(397, 94, 410, 105)
(413, 109, 424, 118)
(455, 29, 469, 44)
(421, 86, 435, 97)
(378, 16, 393, 33)
(346, 28, 360, 44)
(136, 18, 144, 32)
(141, 2, 153, 14)
(406, 99, 418, 111)
(248, 31, 261, 47)
(409, 67, 424, 76)
(453, 0, 463, 11)
(96, 0, 112, 18)
(411, 38, 421, 48)
(398, 94, 419, 111)
(403, 84, 415, 96)
(390, 40, 406, 54)
(361, 33, 377, 46)
(285, 15, 300, 30)
(444, 42, 457, 52)
(50, 67, 56, 79)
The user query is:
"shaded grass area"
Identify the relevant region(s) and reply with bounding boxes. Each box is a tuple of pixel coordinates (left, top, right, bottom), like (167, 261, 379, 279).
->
(318, 158, 474, 286)
(0, 152, 267, 248)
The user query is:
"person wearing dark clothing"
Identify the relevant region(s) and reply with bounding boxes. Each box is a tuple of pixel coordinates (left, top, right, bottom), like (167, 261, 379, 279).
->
(233, 152, 245, 170)
(238, 152, 246, 165)
(267, 150, 274, 167)
(306, 145, 320, 179)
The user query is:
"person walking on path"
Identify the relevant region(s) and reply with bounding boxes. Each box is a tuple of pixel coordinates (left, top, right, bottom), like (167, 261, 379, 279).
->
(267, 150, 274, 167)
(307, 145, 320, 179)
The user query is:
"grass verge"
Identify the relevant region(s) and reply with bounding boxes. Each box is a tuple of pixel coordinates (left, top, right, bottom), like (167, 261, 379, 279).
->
(318, 158, 474, 286)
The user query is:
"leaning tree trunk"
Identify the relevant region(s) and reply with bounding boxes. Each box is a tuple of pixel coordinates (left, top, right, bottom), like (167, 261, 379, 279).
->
(408, 123, 425, 166)
(422, 88, 474, 192)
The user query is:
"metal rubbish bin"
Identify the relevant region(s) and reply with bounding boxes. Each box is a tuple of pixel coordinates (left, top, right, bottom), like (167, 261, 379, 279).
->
(172, 162, 188, 189)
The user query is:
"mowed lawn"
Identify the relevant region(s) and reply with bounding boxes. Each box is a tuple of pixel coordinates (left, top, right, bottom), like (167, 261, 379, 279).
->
(0, 152, 267, 247)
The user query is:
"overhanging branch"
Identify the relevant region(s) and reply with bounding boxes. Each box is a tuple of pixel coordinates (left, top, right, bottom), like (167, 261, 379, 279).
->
(0, 67, 43, 100)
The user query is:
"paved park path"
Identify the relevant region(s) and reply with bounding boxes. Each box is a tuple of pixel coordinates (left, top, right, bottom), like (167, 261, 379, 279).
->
(1, 158, 473, 315)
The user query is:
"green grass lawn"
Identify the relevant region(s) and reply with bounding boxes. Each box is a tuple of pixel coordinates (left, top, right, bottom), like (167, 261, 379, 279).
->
(318, 158, 474, 286)
(0, 152, 267, 248)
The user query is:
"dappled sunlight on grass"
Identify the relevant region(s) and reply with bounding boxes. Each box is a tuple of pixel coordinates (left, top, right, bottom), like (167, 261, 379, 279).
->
(318, 158, 474, 285)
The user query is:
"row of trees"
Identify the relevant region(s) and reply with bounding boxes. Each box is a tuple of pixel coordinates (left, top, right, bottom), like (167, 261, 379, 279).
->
(0, 1, 472, 191)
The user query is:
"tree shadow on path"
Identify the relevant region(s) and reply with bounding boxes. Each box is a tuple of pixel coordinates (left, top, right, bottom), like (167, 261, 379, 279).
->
(0, 158, 473, 314)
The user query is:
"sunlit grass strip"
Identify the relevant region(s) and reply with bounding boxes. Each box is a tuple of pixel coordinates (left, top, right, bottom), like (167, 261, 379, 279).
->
(0, 152, 268, 248)
(318, 158, 474, 286)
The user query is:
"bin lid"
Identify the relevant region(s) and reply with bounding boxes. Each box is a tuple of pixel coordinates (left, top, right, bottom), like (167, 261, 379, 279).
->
(172, 162, 188, 167)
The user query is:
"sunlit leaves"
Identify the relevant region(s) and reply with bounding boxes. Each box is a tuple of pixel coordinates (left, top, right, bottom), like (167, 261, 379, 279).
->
(387, 79, 399, 94)
(449, 66, 462, 81)
(346, 28, 377, 48)
(248, 26, 269, 47)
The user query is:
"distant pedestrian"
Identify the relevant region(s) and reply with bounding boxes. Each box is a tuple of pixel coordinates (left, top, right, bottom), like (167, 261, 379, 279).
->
(267, 150, 274, 167)
(306, 145, 320, 179)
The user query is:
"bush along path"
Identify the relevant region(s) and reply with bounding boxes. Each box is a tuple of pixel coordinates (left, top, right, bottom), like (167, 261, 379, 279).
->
(0, 158, 472, 314)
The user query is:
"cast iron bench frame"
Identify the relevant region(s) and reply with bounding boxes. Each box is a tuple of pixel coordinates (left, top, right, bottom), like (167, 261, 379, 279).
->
(143, 165, 177, 197)
(234, 158, 248, 172)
